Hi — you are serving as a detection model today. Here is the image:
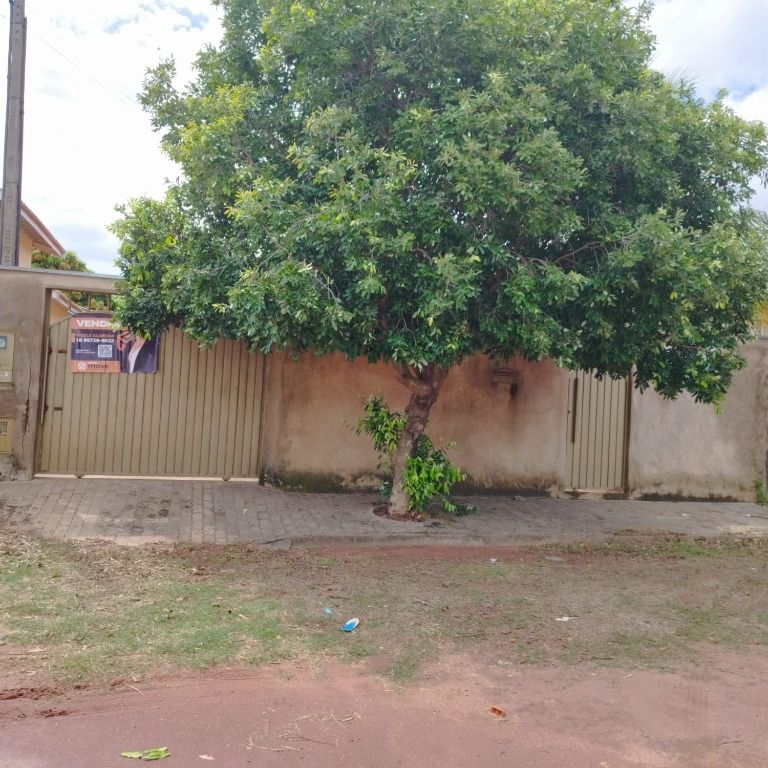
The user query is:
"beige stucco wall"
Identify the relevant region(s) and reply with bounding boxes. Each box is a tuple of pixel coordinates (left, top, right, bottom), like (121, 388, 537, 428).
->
(628, 342, 768, 501)
(0, 267, 116, 479)
(18, 229, 33, 269)
(260, 351, 570, 492)
(49, 299, 70, 325)
(263, 345, 768, 500)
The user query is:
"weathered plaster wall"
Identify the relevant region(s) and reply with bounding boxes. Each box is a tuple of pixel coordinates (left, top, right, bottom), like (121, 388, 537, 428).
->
(260, 352, 570, 492)
(0, 267, 115, 479)
(18, 229, 33, 269)
(628, 342, 768, 501)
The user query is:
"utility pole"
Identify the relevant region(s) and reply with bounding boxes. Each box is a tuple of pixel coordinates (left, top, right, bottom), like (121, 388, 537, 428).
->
(0, 0, 26, 267)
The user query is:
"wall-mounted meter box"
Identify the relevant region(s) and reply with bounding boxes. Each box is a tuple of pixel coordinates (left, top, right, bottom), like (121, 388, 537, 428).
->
(0, 416, 12, 453)
(0, 332, 14, 384)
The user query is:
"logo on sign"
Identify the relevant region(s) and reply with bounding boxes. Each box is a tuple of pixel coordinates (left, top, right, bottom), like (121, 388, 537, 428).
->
(73, 317, 115, 330)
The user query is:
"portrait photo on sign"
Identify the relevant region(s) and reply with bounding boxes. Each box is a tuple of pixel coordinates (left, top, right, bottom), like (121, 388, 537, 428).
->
(117, 331, 160, 373)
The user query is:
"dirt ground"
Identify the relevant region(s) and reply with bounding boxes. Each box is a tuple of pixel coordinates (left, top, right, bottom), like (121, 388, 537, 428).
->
(2, 537, 768, 767)
(1, 651, 767, 768)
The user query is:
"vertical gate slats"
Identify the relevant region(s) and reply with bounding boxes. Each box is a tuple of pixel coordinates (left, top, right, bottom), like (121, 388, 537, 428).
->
(180, 332, 198, 476)
(199, 344, 216, 476)
(566, 370, 629, 492)
(587, 373, 599, 488)
(237, 349, 255, 477)
(240, 351, 255, 478)
(208, 341, 223, 477)
(192, 342, 211, 475)
(39, 318, 264, 478)
(596, 378, 609, 489)
(39, 325, 63, 471)
(218, 340, 231, 477)
(73, 362, 89, 472)
(156, 333, 175, 475)
(90, 361, 108, 474)
(128, 373, 147, 474)
(145, 340, 164, 474)
(223, 340, 241, 477)
(111, 374, 127, 473)
(605, 378, 617, 487)
(232, 343, 248, 478)
(174, 329, 189, 475)
(251, 355, 264, 476)
(139, 359, 156, 475)
(57, 321, 76, 472)
(614, 382, 627, 489)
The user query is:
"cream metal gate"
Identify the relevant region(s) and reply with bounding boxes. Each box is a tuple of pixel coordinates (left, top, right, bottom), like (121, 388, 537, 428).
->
(38, 319, 265, 477)
(565, 370, 630, 492)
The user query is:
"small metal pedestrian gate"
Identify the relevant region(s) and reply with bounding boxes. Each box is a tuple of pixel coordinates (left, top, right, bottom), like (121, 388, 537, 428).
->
(38, 319, 265, 477)
(565, 370, 630, 492)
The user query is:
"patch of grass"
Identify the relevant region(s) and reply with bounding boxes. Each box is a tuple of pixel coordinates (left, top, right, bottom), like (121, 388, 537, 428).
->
(346, 638, 375, 661)
(2, 531, 768, 686)
(754, 479, 768, 506)
(599, 630, 679, 666)
(533, 533, 768, 559)
(390, 639, 434, 681)
(0, 561, 41, 584)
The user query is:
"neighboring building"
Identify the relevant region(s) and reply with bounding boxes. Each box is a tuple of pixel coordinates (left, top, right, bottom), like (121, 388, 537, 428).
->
(5, 198, 85, 322)
(49, 289, 84, 324)
(17, 200, 65, 268)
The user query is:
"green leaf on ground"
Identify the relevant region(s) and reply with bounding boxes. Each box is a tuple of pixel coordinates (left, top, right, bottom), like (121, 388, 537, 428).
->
(120, 747, 171, 761)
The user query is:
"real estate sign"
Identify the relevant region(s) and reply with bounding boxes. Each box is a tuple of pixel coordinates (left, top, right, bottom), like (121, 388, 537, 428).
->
(69, 313, 159, 373)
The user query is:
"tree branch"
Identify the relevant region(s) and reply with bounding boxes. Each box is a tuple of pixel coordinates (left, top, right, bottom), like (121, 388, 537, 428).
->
(553, 240, 603, 265)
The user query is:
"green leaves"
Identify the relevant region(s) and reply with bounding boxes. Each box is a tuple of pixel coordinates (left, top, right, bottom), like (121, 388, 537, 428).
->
(357, 396, 464, 513)
(121, 747, 170, 761)
(404, 435, 465, 514)
(357, 396, 406, 455)
(114, 0, 768, 406)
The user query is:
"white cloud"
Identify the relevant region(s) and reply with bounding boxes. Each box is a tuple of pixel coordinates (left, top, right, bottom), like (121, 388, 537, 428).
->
(649, 0, 768, 212)
(649, 0, 768, 99)
(0, 0, 221, 273)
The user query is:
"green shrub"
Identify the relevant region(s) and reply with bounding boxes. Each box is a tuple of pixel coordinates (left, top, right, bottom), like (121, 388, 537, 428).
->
(357, 396, 465, 513)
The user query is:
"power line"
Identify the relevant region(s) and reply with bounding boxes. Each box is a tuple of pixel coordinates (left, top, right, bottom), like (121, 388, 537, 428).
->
(0, 9, 144, 113)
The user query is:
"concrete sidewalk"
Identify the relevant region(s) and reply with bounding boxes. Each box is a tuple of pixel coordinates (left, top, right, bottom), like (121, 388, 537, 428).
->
(1, 478, 768, 546)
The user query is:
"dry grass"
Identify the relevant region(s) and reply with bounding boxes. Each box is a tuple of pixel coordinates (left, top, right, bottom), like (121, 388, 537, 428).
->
(1, 532, 767, 685)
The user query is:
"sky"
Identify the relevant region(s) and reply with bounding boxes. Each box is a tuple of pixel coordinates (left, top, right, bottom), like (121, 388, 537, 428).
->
(3, 0, 768, 275)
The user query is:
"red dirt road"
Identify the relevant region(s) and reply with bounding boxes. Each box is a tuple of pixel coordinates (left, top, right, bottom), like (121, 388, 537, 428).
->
(2, 652, 766, 768)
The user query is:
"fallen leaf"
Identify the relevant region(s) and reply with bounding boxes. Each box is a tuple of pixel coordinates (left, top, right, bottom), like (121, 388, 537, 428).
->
(122, 747, 171, 761)
(142, 748, 171, 761)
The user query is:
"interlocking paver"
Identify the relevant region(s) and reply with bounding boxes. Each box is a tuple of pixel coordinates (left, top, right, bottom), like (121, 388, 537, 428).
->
(0, 477, 767, 546)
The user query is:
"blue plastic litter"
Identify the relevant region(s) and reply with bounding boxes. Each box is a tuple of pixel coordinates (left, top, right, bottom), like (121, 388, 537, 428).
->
(340, 617, 360, 632)
(323, 607, 333, 615)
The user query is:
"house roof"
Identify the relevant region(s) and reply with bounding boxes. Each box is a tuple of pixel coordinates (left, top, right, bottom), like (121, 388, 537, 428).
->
(51, 289, 85, 314)
(21, 200, 65, 257)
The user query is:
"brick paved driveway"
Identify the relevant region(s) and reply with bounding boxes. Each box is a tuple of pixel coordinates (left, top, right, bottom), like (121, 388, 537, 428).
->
(1, 478, 768, 546)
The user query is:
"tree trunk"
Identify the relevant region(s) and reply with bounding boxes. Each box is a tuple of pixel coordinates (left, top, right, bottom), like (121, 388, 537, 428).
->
(387, 364, 448, 519)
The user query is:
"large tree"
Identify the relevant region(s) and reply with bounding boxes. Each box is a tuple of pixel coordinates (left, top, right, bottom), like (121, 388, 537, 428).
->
(113, 0, 768, 517)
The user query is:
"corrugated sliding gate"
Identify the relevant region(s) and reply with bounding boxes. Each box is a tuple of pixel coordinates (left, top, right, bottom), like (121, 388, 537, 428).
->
(38, 319, 265, 477)
(566, 370, 630, 492)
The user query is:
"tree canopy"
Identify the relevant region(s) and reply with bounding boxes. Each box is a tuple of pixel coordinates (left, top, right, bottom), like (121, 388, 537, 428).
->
(32, 249, 90, 273)
(112, 0, 768, 513)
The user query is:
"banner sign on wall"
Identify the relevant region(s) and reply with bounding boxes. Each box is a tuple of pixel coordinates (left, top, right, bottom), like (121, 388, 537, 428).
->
(69, 313, 159, 374)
